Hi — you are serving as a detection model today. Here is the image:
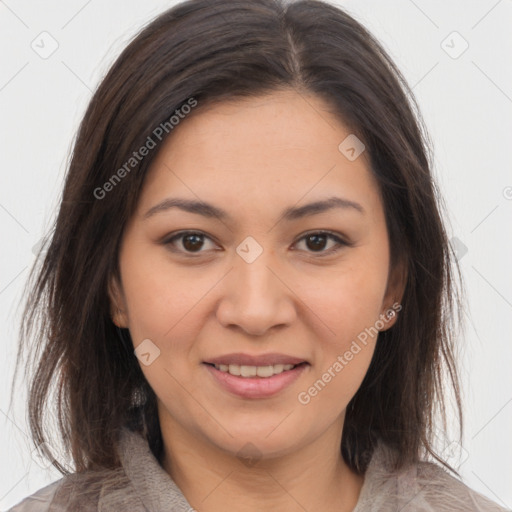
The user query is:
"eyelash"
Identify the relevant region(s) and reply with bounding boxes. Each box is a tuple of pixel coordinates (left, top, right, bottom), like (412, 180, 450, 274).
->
(162, 230, 352, 258)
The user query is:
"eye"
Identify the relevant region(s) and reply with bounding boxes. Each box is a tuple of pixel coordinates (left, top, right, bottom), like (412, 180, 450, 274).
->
(162, 230, 351, 257)
(163, 231, 217, 255)
(293, 230, 350, 256)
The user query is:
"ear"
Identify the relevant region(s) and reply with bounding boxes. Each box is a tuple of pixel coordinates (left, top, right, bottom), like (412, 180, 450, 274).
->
(379, 256, 407, 331)
(108, 275, 129, 328)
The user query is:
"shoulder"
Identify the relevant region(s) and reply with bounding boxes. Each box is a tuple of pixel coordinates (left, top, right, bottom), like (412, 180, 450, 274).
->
(357, 440, 511, 512)
(400, 458, 511, 512)
(6, 465, 143, 512)
(7, 479, 64, 512)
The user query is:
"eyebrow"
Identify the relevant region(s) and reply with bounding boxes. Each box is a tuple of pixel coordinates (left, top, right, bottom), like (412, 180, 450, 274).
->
(143, 196, 365, 222)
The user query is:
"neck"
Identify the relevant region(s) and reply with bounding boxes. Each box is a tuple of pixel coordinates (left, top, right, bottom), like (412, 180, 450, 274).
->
(159, 416, 364, 512)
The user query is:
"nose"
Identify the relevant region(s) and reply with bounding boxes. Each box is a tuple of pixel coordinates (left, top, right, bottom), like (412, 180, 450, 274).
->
(215, 246, 296, 337)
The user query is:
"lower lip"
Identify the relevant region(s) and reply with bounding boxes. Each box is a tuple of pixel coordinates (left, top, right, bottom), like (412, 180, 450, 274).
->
(203, 363, 309, 399)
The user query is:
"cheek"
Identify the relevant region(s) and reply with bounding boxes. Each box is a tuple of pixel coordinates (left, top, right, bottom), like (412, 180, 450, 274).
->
(119, 243, 205, 341)
(296, 273, 383, 416)
(304, 259, 388, 340)
(300, 253, 388, 393)
(297, 346, 374, 426)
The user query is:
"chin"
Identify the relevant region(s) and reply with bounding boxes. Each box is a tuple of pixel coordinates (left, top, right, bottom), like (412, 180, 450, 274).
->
(207, 418, 306, 458)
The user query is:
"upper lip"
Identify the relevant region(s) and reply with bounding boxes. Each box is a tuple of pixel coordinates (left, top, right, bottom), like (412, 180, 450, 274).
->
(204, 353, 308, 366)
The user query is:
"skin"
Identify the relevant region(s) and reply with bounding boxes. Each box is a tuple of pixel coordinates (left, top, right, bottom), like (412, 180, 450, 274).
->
(109, 89, 406, 512)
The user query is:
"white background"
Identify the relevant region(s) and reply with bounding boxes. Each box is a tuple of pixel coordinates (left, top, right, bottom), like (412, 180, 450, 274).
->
(1, 0, 511, 510)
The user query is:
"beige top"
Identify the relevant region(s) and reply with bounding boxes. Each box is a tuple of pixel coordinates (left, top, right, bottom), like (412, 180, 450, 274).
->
(8, 427, 511, 511)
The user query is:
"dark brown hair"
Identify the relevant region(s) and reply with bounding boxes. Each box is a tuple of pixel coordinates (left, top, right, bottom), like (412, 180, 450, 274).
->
(10, 0, 465, 478)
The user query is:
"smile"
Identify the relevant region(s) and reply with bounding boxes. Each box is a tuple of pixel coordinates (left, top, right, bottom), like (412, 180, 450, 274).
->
(210, 362, 303, 378)
(203, 362, 309, 399)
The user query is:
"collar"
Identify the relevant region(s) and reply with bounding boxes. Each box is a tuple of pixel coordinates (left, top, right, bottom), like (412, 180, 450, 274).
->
(115, 427, 408, 511)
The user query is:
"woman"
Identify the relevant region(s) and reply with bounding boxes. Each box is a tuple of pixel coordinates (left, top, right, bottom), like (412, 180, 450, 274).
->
(8, 0, 510, 510)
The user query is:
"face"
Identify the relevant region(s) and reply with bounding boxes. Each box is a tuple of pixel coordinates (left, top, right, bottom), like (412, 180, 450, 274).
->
(109, 89, 405, 461)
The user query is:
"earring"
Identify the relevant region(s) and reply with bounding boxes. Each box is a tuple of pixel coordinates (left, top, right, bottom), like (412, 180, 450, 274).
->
(131, 386, 147, 408)
(112, 308, 125, 328)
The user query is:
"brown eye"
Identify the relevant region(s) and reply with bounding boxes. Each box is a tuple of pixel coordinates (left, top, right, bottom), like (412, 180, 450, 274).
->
(181, 233, 205, 252)
(163, 230, 350, 258)
(164, 231, 216, 254)
(294, 231, 349, 256)
(305, 233, 328, 251)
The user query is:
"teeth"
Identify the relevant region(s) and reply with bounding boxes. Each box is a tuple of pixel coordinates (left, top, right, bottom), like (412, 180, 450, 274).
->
(213, 363, 298, 377)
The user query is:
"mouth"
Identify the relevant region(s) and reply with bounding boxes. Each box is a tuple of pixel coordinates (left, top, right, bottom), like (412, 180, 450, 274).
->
(202, 359, 310, 399)
(203, 361, 309, 378)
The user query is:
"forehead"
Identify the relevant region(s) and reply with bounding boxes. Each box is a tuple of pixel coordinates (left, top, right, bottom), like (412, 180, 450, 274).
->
(136, 90, 380, 221)
(159, 90, 357, 166)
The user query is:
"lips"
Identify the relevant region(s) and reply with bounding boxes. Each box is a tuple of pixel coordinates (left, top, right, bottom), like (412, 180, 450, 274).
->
(204, 359, 309, 398)
(204, 352, 308, 367)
